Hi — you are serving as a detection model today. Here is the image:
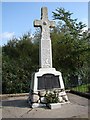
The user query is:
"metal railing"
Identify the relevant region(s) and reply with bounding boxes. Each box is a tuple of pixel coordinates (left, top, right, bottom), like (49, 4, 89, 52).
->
(64, 76, 90, 93)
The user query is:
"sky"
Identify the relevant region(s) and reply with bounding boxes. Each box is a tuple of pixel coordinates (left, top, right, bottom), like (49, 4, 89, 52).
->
(1, 2, 89, 46)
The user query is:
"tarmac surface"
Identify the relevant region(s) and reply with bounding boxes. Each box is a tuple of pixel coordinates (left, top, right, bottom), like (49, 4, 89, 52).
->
(1, 93, 89, 118)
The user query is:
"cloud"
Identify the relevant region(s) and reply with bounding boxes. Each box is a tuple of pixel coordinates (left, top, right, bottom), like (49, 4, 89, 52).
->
(0, 32, 15, 46)
(0, 32, 15, 40)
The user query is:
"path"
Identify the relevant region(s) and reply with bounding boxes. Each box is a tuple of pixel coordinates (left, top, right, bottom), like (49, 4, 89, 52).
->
(2, 93, 89, 118)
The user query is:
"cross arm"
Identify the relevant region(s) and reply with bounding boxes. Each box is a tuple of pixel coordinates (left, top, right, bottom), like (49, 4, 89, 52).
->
(34, 20, 42, 27)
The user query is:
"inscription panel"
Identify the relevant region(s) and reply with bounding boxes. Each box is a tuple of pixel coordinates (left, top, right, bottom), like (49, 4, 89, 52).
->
(38, 74, 60, 90)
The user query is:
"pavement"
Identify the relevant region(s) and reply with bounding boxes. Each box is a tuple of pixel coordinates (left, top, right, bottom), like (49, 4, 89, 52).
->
(1, 93, 89, 118)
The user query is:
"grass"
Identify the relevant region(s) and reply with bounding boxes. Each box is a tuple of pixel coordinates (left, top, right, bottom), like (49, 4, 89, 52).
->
(71, 84, 90, 93)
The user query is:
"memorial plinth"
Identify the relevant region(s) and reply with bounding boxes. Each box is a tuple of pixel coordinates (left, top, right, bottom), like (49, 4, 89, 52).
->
(28, 7, 69, 108)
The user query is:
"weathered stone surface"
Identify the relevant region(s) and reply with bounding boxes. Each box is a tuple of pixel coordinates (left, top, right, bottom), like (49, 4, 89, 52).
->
(46, 90, 54, 94)
(62, 95, 69, 101)
(47, 103, 61, 109)
(34, 7, 55, 68)
(34, 91, 38, 94)
(31, 94, 39, 103)
(58, 96, 63, 102)
(39, 91, 46, 97)
(38, 100, 40, 103)
(59, 91, 66, 97)
(40, 97, 47, 103)
(32, 103, 46, 108)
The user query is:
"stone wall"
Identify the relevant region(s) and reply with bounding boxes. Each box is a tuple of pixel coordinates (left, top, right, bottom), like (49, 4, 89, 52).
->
(28, 89, 69, 107)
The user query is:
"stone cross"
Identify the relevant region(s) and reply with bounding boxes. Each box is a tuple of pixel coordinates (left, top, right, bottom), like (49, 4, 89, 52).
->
(34, 7, 55, 68)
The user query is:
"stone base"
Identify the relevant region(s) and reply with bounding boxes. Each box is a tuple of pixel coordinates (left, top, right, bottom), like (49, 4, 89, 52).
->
(47, 101, 70, 109)
(28, 89, 70, 108)
(60, 101, 70, 105)
(47, 103, 61, 109)
(30, 68, 65, 92)
(28, 68, 69, 108)
(32, 103, 46, 108)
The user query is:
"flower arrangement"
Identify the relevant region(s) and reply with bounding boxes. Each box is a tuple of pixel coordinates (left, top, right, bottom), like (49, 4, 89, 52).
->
(45, 90, 59, 103)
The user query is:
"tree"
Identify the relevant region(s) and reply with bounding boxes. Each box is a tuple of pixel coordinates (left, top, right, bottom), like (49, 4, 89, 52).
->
(2, 33, 39, 94)
(51, 8, 90, 86)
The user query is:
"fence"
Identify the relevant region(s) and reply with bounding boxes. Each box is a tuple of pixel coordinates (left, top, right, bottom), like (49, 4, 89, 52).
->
(64, 75, 90, 93)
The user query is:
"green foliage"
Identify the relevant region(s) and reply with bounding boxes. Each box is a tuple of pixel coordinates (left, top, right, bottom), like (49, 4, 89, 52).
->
(52, 8, 86, 36)
(71, 84, 90, 93)
(2, 33, 39, 94)
(88, 85, 90, 93)
(51, 7, 90, 84)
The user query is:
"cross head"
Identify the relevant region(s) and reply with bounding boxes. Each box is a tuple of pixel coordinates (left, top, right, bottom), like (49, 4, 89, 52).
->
(34, 7, 55, 39)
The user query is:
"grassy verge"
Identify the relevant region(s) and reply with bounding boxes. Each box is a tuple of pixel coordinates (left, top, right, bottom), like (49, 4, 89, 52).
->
(71, 84, 90, 93)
